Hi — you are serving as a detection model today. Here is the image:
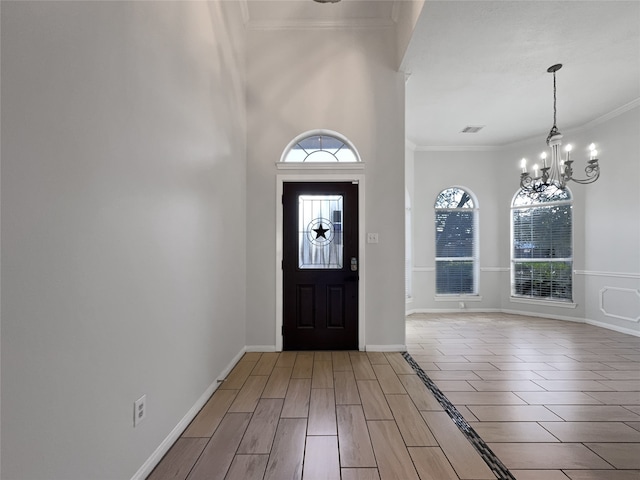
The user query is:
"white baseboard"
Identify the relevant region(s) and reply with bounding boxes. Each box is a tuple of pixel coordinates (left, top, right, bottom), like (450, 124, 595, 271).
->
(500, 309, 586, 323)
(407, 308, 501, 315)
(130, 347, 247, 480)
(365, 344, 407, 352)
(408, 307, 582, 323)
(586, 318, 640, 337)
(245, 345, 277, 352)
(408, 307, 640, 337)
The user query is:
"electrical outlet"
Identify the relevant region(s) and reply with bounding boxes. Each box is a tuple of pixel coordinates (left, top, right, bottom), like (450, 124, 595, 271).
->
(134, 395, 146, 427)
(367, 233, 379, 244)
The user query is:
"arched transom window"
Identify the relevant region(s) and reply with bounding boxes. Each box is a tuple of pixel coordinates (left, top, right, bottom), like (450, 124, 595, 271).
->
(282, 131, 359, 163)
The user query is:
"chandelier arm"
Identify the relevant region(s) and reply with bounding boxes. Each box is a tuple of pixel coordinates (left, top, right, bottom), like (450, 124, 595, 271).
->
(520, 172, 552, 195)
(565, 160, 600, 184)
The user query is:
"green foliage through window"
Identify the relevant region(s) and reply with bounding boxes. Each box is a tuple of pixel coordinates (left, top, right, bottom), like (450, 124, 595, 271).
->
(435, 187, 477, 295)
(511, 185, 572, 301)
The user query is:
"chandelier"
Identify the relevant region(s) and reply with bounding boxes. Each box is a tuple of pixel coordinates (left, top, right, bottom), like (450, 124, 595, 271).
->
(519, 64, 600, 194)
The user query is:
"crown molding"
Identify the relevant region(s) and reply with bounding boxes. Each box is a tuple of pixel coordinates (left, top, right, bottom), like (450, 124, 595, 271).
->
(501, 97, 640, 151)
(413, 98, 640, 152)
(578, 97, 640, 130)
(415, 145, 503, 152)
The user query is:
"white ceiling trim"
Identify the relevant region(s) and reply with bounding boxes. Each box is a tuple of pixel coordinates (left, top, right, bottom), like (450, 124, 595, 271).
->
(416, 145, 503, 152)
(246, 18, 394, 31)
(415, 99, 640, 152)
(578, 98, 640, 131)
(502, 98, 640, 151)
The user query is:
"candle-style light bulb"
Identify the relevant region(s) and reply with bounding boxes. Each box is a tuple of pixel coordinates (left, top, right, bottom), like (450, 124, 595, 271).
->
(565, 144, 572, 162)
(533, 164, 539, 177)
(540, 152, 547, 168)
(521, 158, 527, 173)
(591, 149, 598, 159)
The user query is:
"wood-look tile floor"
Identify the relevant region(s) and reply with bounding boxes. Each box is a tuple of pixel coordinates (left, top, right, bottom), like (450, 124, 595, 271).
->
(148, 313, 640, 480)
(408, 313, 640, 480)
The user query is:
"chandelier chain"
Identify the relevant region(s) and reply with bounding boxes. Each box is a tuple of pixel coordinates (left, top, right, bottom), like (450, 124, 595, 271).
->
(553, 71, 557, 129)
(546, 70, 560, 144)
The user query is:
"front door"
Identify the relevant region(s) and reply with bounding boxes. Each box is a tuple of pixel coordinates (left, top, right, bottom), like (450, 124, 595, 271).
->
(283, 182, 359, 350)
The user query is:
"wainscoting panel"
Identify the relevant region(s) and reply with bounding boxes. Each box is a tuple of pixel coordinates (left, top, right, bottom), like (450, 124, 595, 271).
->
(579, 270, 640, 336)
(599, 287, 640, 322)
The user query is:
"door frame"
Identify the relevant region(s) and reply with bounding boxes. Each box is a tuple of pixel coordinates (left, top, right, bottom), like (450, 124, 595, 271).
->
(276, 173, 366, 351)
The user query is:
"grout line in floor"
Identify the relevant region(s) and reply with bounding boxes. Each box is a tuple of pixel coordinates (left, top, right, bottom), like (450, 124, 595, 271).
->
(403, 351, 516, 480)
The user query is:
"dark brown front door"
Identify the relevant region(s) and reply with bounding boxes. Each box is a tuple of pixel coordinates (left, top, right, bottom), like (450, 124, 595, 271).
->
(283, 182, 359, 350)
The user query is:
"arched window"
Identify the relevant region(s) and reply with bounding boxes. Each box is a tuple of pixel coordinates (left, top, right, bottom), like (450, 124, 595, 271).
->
(281, 131, 360, 163)
(434, 187, 478, 295)
(511, 185, 573, 301)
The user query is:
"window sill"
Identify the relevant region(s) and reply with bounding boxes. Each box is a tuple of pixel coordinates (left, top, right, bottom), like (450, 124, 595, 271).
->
(434, 295, 483, 302)
(510, 296, 577, 309)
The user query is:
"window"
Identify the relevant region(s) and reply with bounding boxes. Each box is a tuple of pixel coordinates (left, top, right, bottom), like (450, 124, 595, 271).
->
(434, 187, 478, 295)
(282, 132, 359, 163)
(406, 188, 412, 300)
(511, 185, 572, 301)
(298, 194, 343, 269)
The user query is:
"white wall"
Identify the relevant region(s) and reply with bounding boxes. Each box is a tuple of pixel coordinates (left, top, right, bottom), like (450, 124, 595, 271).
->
(1, 2, 247, 479)
(408, 149, 504, 312)
(408, 104, 640, 335)
(245, 25, 406, 349)
(579, 106, 639, 333)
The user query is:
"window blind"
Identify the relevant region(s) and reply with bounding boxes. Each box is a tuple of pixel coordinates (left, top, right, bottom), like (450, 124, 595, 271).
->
(434, 188, 477, 295)
(512, 196, 573, 301)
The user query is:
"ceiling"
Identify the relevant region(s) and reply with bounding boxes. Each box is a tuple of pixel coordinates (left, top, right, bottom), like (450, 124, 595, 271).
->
(245, 1, 640, 148)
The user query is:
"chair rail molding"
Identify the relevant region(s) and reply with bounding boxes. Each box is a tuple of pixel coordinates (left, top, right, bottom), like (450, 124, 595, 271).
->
(574, 270, 640, 279)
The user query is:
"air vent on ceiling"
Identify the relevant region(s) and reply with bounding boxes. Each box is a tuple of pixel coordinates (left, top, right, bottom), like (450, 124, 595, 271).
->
(460, 125, 484, 133)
